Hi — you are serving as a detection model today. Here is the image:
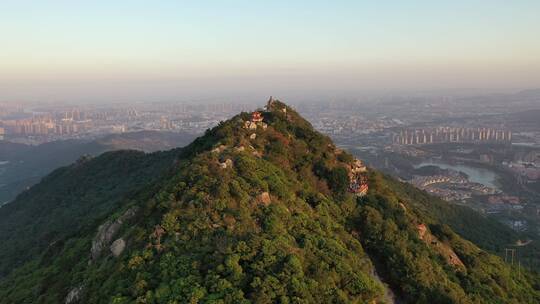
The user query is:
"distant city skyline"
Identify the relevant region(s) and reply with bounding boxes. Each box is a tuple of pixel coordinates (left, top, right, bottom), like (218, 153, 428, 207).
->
(1, 1, 540, 103)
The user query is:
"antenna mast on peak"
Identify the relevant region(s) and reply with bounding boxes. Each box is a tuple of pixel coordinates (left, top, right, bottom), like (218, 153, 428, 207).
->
(267, 96, 275, 109)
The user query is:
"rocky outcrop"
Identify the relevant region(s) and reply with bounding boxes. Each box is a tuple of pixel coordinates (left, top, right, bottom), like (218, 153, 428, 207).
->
(110, 238, 126, 257)
(90, 207, 137, 261)
(211, 144, 227, 153)
(219, 159, 233, 169)
(91, 221, 119, 261)
(258, 192, 271, 206)
(417, 223, 465, 269)
(65, 286, 83, 304)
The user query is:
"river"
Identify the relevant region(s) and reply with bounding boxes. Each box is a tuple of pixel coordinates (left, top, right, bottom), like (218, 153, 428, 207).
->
(414, 160, 500, 190)
(0, 161, 8, 177)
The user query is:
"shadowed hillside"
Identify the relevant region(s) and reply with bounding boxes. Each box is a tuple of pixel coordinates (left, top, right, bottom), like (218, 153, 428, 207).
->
(0, 131, 196, 204)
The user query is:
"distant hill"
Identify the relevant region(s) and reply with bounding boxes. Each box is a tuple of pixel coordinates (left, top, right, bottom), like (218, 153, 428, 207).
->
(94, 130, 198, 152)
(516, 88, 540, 97)
(0, 131, 197, 204)
(505, 109, 540, 126)
(0, 100, 538, 303)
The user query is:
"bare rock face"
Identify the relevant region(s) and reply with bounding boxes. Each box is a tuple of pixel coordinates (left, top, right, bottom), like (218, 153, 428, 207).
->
(110, 238, 126, 257)
(259, 192, 271, 206)
(65, 286, 83, 304)
(91, 220, 120, 261)
(219, 159, 233, 169)
(212, 144, 227, 153)
(90, 207, 137, 261)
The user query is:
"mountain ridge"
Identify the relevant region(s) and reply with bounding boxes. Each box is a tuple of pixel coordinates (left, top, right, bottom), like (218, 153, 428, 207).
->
(0, 99, 538, 303)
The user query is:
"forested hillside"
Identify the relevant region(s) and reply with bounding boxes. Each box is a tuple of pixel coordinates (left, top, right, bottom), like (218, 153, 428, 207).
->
(0, 100, 538, 304)
(0, 149, 179, 278)
(0, 131, 196, 203)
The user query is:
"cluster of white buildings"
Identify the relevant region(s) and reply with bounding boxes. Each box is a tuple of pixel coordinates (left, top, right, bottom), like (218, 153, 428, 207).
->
(393, 127, 512, 145)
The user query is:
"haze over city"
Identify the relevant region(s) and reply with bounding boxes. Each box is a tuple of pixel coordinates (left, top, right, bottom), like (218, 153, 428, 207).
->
(2, 1, 540, 103)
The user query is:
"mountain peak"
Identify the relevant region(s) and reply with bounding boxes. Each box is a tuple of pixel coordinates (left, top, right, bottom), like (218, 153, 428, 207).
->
(0, 99, 538, 304)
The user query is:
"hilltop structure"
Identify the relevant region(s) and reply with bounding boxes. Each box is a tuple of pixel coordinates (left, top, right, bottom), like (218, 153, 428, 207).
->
(348, 159, 369, 196)
(251, 111, 263, 123)
(243, 111, 267, 130)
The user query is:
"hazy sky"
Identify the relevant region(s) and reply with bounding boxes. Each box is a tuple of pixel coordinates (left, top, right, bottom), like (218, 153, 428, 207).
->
(1, 1, 540, 103)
